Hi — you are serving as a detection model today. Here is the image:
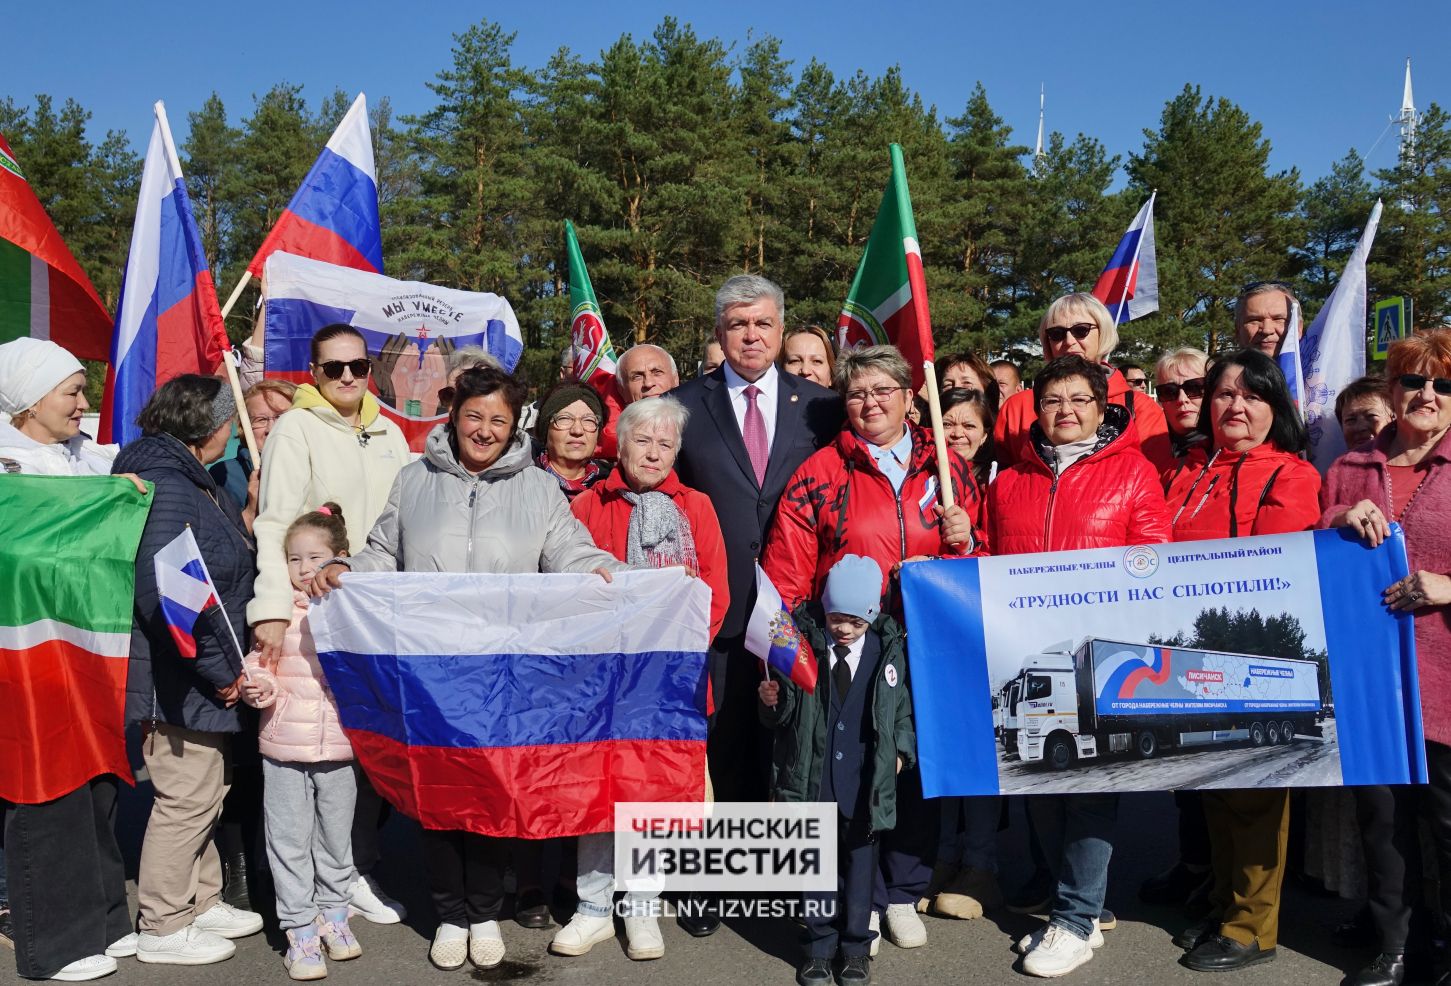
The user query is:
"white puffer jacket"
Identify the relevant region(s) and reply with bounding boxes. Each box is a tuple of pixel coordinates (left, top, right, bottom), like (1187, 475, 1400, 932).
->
(242, 593, 352, 763)
(0, 419, 116, 475)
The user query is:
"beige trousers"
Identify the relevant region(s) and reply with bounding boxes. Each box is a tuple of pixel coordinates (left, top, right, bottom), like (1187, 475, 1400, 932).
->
(136, 724, 232, 935)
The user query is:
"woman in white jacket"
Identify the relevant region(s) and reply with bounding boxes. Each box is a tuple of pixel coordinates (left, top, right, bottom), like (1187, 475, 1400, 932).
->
(246, 323, 410, 925)
(0, 337, 115, 476)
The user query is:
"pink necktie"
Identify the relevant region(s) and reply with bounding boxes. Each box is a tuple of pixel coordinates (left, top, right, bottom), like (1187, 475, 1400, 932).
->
(743, 384, 768, 486)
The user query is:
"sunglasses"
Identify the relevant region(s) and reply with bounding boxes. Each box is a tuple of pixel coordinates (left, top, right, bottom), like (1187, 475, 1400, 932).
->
(1398, 373, 1451, 396)
(1156, 378, 1206, 402)
(315, 358, 372, 380)
(1045, 323, 1096, 345)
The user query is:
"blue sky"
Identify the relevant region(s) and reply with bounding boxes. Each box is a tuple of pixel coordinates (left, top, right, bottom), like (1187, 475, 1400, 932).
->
(3, 1, 1445, 183)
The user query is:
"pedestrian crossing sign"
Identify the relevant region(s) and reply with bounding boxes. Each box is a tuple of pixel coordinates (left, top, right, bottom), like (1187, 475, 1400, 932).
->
(1372, 297, 1406, 361)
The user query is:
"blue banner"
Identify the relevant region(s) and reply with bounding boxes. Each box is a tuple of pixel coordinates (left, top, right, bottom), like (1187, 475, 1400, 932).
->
(902, 528, 1426, 797)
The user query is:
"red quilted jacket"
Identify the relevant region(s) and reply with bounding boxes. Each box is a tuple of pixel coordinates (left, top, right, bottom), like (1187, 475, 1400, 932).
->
(762, 423, 988, 609)
(988, 406, 1172, 554)
(995, 366, 1174, 474)
(1166, 443, 1321, 542)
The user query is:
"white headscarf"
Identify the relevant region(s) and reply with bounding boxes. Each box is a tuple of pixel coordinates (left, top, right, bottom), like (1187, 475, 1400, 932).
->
(0, 338, 84, 415)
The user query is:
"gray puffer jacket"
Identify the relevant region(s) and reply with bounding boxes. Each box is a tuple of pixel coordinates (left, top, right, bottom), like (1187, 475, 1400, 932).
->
(348, 424, 626, 576)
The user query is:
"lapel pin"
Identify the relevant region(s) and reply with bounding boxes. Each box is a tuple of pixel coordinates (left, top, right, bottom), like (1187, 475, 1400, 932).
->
(790, 394, 799, 402)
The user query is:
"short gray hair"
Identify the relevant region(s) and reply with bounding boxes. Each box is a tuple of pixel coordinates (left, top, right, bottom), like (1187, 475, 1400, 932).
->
(448, 346, 502, 376)
(833, 345, 912, 394)
(616, 394, 690, 446)
(615, 344, 679, 389)
(1154, 346, 1209, 382)
(1234, 282, 1298, 333)
(714, 274, 785, 325)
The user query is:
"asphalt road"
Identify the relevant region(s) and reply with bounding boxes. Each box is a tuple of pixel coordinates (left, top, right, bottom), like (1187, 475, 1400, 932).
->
(2, 785, 1379, 986)
(999, 720, 1342, 796)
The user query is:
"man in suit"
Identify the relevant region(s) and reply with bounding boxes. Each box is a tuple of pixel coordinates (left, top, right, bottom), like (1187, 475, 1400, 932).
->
(673, 274, 844, 811)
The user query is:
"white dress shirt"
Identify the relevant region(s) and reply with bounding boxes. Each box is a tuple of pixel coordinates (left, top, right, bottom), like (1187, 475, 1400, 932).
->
(722, 361, 779, 454)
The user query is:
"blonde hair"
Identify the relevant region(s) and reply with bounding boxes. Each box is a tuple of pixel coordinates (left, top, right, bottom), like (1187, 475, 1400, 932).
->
(1038, 293, 1119, 361)
(1154, 346, 1208, 382)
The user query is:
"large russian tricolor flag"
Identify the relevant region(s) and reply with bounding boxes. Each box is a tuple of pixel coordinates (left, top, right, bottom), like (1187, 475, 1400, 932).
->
(309, 569, 710, 838)
(1091, 192, 1159, 325)
(246, 93, 381, 277)
(100, 103, 228, 444)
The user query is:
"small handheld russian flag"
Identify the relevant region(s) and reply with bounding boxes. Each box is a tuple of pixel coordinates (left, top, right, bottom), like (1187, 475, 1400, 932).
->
(153, 527, 220, 658)
(745, 565, 818, 693)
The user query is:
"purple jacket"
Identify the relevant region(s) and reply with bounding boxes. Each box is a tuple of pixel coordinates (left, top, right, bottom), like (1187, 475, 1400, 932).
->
(1319, 426, 1451, 746)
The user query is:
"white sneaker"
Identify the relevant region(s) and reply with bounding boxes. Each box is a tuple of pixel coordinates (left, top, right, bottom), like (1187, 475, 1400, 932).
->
(884, 902, 927, 948)
(348, 874, 406, 925)
(868, 911, 880, 958)
(105, 932, 138, 958)
(1022, 924, 1095, 978)
(1016, 919, 1103, 954)
(429, 924, 467, 971)
(468, 921, 505, 969)
(49, 953, 117, 981)
(136, 926, 237, 965)
(624, 915, 664, 961)
(193, 901, 264, 939)
(549, 912, 615, 956)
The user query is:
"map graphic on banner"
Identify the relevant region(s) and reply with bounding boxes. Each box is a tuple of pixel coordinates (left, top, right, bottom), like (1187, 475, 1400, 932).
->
(901, 529, 1425, 797)
(263, 252, 523, 450)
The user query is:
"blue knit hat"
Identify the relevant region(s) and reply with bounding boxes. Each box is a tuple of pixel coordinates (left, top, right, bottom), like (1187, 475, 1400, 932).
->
(822, 554, 884, 622)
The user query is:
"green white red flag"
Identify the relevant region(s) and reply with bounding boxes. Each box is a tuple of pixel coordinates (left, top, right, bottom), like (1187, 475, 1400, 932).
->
(837, 143, 936, 389)
(564, 219, 622, 455)
(0, 132, 113, 360)
(0, 477, 151, 803)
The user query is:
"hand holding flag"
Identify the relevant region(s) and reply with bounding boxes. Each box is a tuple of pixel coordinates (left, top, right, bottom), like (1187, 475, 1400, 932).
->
(745, 565, 818, 693)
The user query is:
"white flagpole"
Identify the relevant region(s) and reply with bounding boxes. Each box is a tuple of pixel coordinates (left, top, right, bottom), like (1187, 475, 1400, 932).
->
(1114, 190, 1156, 325)
(185, 525, 253, 682)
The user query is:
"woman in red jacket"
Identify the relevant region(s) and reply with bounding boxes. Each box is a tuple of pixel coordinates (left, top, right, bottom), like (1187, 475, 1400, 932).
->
(1319, 331, 1451, 986)
(1164, 349, 1320, 973)
(762, 344, 984, 954)
(987, 355, 1171, 978)
(995, 293, 1172, 474)
(559, 395, 728, 963)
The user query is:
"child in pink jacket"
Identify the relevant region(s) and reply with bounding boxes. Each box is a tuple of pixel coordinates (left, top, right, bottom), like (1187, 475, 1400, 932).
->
(242, 504, 359, 980)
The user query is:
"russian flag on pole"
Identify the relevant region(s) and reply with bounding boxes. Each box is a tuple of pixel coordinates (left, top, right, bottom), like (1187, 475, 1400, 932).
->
(1091, 192, 1159, 324)
(153, 527, 219, 659)
(308, 570, 710, 838)
(100, 103, 229, 445)
(263, 251, 523, 451)
(745, 565, 818, 693)
(1278, 299, 1306, 408)
(246, 93, 381, 277)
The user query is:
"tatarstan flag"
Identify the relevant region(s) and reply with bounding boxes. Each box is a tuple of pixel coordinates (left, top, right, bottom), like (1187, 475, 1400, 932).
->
(0, 477, 151, 804)
(837, 143, 935, 389)
(0, 132, 113, 360)
(565, 219, 622, 456)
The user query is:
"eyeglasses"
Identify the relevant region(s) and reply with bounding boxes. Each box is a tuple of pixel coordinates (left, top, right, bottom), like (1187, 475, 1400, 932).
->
(1045, 323, 1096, 345)
(1398, 373, 1451, 396)
(249, 415, 282, 428)
(550, 413, 601, 433)
(844, 385, 908, 405)
(1156, 378, 1206, 402)
(1039, 395, 1097, 412)
(315, 359, 372, 380)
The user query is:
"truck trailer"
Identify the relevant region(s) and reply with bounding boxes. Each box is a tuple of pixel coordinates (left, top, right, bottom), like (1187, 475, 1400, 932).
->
(1008, 638, 1324, 770)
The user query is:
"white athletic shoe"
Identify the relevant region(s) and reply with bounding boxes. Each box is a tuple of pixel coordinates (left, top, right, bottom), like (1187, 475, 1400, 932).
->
(468, 921, 505, 969)
(429, 924, 468, 971)
(1016, 919, 1103, 954)
(1022, 924, 1095, 978)
(884, 902, 927, 948)
(135, 926, 236, 965)
(192, 901, 264, 939)
(104, 932, 138, 958)
(624, 915, 664, 961)
(868, 911, 881, 958)
(549, 912, 615, 956)
(347, 874, 406, 925)
(49, 953, 117, 981)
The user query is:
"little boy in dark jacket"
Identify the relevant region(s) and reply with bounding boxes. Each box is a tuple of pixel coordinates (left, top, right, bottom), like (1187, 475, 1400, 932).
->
(758, 555, 914, 986)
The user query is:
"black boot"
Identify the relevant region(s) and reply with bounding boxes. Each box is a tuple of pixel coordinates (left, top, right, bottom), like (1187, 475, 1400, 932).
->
(222, 852, 251, 911)
(1348, 953, 1406, 986)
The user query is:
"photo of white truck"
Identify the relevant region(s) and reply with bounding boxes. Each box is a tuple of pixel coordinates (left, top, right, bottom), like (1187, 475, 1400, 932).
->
(1002, 637, 1326, 771)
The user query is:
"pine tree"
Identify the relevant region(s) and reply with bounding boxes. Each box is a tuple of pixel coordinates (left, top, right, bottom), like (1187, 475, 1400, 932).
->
(1297, 149, 1374, 309)
(1372, 104, 1451, 329)
(182, 94, 240, 274)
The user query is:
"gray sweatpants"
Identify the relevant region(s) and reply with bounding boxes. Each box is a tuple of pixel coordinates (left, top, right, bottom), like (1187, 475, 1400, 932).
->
(263, 758, 357, 930)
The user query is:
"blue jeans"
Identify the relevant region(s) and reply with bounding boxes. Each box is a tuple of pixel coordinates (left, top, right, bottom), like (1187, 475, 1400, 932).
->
(576, 832, 659, 917)
(1028, 794, 1118, 940)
